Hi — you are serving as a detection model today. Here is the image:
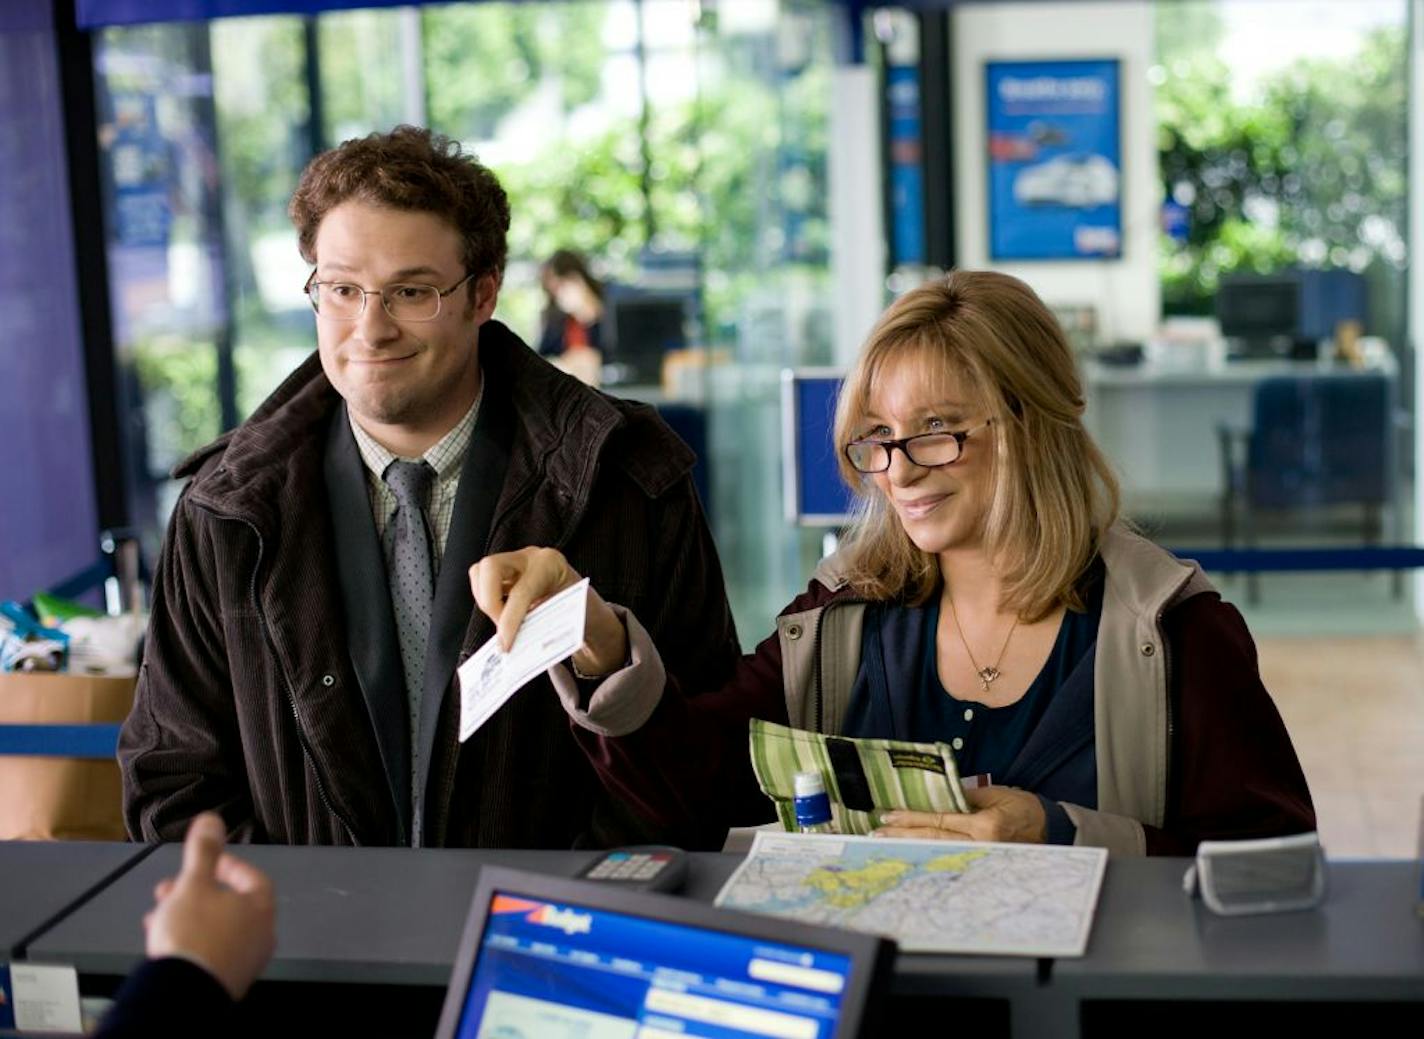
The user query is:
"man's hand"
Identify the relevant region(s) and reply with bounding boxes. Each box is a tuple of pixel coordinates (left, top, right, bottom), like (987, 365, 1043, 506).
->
(143, 813, 276, 1001)
(874, 786, 1048, 844)
(469, 547, 628, 677)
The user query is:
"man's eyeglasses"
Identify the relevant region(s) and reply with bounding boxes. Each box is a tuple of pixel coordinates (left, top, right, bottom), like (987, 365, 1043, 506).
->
(844, 420, 992, 474)
(304, 271, 476, 322)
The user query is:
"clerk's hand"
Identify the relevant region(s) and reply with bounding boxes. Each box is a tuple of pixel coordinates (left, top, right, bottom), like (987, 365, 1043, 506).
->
(469, 547, 628, 678)
(874, 786, 1047, 844)
(143, 813, 276, 1001)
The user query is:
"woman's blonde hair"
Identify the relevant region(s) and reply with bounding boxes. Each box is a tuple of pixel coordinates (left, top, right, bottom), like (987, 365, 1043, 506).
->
(832, 270, 1119, 620)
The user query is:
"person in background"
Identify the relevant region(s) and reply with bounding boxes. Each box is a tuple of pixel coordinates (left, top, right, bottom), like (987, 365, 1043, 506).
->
(120, 127, 738, 849)
(97, 813, 275, 1038)
(537, 248, 606, 358)
(472, 270, 1315, 855)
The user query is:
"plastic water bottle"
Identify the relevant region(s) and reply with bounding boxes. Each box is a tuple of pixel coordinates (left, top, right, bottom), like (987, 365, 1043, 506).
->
(793, 770, 835, 834)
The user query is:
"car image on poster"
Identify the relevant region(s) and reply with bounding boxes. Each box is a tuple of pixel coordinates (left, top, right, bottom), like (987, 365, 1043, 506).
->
(1014, 153, 1119, 209)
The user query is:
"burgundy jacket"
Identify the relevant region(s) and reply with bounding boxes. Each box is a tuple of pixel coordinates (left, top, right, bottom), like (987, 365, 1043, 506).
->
(120, 323, 739, 847)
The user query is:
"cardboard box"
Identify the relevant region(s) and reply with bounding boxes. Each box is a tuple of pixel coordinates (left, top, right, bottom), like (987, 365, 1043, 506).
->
(0, 672, 135, 840)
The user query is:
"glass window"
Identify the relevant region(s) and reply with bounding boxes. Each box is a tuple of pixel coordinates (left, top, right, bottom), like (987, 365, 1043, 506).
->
(95, 22, 231, 548)
(1155, 0, 1407, 341)
(210, 16, 316, 419)
(93, 2, 839, 633)
(1142, 1, 1417, 861)
(1139, 1, 1410, 575)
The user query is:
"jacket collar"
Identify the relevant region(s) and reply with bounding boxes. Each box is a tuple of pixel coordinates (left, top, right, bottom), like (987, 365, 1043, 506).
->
(811, 552, 855, 592)
(173, 321, 683, 529)
(1098, 523, 1208, 622)
(176, 350, 337, 526)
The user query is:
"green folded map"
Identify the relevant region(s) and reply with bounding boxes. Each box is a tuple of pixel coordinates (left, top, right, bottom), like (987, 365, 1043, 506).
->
(749, 719, 971, 835)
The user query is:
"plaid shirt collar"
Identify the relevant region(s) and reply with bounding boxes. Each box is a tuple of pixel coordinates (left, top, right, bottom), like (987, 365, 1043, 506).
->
(348, 387, 482, 482)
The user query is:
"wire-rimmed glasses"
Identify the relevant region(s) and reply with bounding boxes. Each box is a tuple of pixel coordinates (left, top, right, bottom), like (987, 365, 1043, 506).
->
(304, 270, 475, 322)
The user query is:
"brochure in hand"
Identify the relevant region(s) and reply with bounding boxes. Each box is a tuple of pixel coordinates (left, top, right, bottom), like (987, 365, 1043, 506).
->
(749, 719, 971, 835)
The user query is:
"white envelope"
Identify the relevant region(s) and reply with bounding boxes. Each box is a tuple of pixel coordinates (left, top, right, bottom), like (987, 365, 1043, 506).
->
(457, 578, 589, 742)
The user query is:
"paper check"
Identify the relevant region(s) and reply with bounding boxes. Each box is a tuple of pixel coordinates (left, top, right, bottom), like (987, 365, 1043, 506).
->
(457, 578, 589, 742)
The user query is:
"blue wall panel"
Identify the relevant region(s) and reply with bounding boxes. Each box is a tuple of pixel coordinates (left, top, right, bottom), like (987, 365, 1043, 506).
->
(80, 0, 423, 28)
(0, 1, 100, 601)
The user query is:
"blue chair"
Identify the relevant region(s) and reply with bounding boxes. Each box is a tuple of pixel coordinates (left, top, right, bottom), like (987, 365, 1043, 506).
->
(1218, 372, 1398, 603)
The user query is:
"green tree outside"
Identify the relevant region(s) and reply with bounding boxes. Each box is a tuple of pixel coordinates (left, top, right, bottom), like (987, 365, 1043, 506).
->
(1155, 17, 1407, 341)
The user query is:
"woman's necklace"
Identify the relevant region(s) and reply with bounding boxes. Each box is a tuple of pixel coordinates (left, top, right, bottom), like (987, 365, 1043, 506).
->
(947, 593, 1020, 693)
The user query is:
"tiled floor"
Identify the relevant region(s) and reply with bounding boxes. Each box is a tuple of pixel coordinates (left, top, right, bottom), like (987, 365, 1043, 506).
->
(1250, 625, 1424, 859)
(1161, 527, 1424, 859)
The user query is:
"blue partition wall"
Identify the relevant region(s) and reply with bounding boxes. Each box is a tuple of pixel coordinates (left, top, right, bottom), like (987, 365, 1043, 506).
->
(783, 371, 855, 526)
(0, 3, 100, 601)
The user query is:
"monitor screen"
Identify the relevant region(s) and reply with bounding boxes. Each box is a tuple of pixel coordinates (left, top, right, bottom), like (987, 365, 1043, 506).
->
(454, 890, 856, 1039)
(1215, 275, 1300, 340)
(783, 371, 856, 525)
(605, 292, 690, 385)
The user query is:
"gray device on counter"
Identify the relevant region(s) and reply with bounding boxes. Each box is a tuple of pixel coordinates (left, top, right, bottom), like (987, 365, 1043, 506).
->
(1183, 831, 1327, 916)
(574, 845, 690, 892)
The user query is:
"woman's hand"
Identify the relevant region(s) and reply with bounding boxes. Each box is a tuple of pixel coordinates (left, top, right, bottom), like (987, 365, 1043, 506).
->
(468, 547, 628, 678)
(874, 786, 1048, 844)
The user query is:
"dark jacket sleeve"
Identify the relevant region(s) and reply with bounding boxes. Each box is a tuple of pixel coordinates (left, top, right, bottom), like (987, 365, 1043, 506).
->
(96, 958, 238, 1039)
(570, 572, 842, 849)
(119, 492, 258, 843)
(1145, 594, 1316, 855)
(620, 474, 742, 708)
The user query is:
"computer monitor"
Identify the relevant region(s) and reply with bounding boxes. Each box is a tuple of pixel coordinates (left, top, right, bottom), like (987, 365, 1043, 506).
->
(782, 369, 856, 526)
(435, 866, 894, 1039)
(1215, 269, 1367, 359)
(604, 290, 692, 386)
(1216, 274, 1300, 355)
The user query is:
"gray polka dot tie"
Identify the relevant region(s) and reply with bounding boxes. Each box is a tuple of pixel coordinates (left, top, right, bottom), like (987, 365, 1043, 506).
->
(383, 459, 436, 837)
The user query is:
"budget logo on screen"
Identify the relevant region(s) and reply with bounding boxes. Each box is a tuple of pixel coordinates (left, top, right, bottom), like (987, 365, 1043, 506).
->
(530, 903, 593, 937)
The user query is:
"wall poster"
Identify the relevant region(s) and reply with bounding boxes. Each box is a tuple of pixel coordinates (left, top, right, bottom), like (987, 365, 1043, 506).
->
(986, 58, 1122, 261)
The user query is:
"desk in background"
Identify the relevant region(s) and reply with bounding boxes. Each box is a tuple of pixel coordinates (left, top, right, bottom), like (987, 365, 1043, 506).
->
(1082, 351, 1400, 515)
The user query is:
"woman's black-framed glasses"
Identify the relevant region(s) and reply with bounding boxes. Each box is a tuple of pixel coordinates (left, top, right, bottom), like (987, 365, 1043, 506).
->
(844, 420, 992, 474)
(304, 270, 476, 322)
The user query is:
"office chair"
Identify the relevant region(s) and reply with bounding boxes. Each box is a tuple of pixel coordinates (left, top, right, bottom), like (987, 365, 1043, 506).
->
(1218, 372, 1398, 604)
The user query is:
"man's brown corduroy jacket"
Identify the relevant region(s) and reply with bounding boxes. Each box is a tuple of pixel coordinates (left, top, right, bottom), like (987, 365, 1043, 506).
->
(119, 322, 739, 848)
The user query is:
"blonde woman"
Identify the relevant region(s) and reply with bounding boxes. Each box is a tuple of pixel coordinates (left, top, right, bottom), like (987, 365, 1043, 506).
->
(473, 271, 1314, 855)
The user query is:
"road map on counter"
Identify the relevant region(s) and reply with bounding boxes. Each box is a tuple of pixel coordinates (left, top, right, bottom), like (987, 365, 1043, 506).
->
(715, 831, 1108, 957)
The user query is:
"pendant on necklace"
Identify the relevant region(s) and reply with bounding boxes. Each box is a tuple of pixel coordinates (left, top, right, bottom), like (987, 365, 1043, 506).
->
(976, 666, 1001, 691)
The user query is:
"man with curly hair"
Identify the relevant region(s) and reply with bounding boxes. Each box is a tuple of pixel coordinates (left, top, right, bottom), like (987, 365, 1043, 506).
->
(120, 127, 738, 849)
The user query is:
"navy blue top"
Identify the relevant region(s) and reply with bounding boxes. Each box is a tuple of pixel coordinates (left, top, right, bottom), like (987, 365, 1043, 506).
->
(911, 583, 1101, 782)
(842, 562, 1106, 843)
